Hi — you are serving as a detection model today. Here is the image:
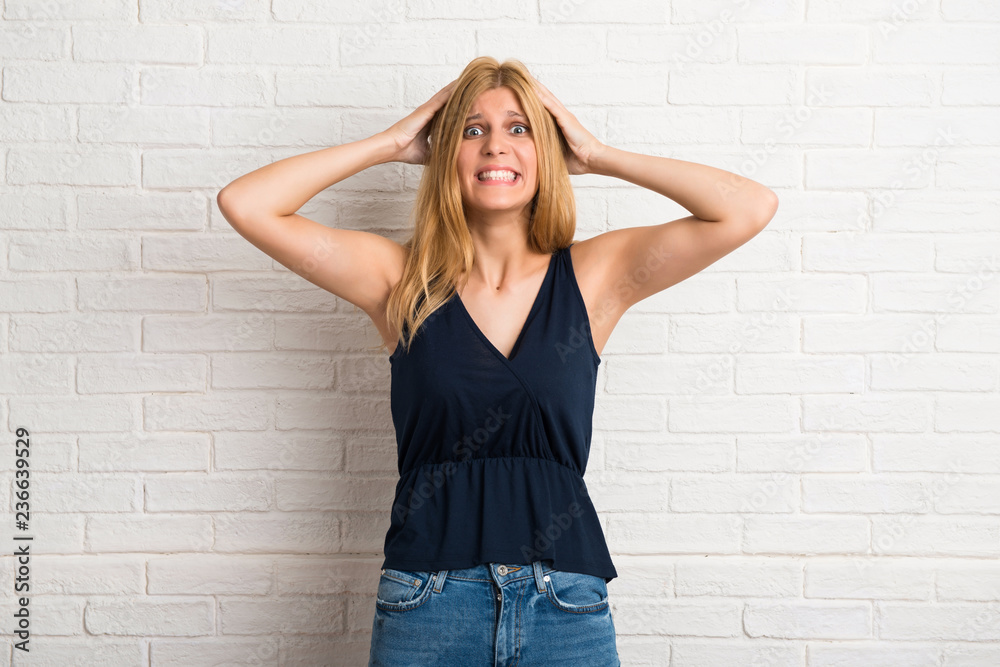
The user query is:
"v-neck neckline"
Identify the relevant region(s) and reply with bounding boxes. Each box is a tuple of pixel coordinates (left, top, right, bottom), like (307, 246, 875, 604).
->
(452, 250, 558, 363)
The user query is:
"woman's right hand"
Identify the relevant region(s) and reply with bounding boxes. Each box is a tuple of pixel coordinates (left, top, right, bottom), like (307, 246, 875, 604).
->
(381, 78, 459, 165)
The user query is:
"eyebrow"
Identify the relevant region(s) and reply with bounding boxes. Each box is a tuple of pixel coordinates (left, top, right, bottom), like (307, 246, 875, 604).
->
(465, 110, 527, 122)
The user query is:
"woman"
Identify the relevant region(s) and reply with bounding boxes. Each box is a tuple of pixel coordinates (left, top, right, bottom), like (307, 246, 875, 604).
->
(218, 56, 777, 666)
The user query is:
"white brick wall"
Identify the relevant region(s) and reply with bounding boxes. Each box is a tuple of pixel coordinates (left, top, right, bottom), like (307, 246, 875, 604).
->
(0, 2, 998, 666)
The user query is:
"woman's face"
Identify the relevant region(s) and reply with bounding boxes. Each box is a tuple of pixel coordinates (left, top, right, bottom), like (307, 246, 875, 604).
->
(455, 86, 538, 221)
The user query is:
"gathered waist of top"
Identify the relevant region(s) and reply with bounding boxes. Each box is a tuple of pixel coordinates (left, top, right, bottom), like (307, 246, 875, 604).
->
(400, 454, 585, 480)
(381, 453, 618, 582)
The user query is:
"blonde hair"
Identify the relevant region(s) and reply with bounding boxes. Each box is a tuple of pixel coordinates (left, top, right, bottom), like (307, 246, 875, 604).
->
(375, 56, 577, 356)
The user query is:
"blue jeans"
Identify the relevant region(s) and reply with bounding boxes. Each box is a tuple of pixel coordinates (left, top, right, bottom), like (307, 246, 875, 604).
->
(368, 560, 621, 666)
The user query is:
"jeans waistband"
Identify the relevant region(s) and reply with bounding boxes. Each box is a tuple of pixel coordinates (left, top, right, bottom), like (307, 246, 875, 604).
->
(429, 560, 557, 595)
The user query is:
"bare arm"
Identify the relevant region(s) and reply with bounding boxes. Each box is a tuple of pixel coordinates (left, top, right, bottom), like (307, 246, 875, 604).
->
(588, 145, 777, 226)
(217, 132, 398, 223)
(215, 79, 457, 347)
(586, 145, 778, 311)
(528, 73, 777, 320)
(214, 133, 407, 318)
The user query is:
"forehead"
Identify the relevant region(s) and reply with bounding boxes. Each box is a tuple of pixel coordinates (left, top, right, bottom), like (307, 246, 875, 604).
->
(467, 86, 525, 115)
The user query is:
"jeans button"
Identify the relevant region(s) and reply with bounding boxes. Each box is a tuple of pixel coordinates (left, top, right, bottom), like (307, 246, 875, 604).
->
(497, 565, 508, 575)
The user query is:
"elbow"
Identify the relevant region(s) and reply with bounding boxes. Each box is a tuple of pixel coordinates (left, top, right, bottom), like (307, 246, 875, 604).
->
(217, 186, 246, 228)
(751, 189, 779, 229)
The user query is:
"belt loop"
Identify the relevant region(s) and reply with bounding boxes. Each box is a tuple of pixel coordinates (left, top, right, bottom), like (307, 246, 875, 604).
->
(532, 561, 547, 593)
(433, 569, 449, 593)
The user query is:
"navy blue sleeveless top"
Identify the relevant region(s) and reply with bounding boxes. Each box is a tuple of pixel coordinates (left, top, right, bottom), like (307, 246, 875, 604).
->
(381, 243, 618, 583)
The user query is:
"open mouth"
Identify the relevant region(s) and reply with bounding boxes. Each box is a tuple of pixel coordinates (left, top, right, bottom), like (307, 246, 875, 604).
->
(476, 169, 520, 185)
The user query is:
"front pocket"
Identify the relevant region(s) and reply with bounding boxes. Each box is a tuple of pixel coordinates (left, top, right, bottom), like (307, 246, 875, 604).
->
(544, 569, 610, 614)
(375, 568, 435, 612)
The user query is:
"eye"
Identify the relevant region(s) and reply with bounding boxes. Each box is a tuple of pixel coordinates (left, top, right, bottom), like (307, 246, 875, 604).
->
(463, 124, 530, 137)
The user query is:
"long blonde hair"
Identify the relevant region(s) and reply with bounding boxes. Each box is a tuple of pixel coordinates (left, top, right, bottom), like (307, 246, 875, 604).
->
(376, 56, 577, 356)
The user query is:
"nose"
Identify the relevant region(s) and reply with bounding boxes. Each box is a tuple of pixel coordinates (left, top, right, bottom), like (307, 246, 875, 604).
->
(484, 133, 510, 156)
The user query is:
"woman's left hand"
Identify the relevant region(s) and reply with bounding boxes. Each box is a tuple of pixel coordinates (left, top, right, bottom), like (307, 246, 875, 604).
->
(530, 75, 606, 176)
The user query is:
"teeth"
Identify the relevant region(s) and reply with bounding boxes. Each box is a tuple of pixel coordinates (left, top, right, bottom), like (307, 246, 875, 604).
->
(478, 170, 518, 182)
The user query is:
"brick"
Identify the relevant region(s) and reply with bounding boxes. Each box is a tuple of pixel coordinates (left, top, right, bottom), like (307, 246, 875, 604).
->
(219, 598, 343, 635)
(737, 275, 866, 313)
(742, 108, 870, 145)
(606, 513, 741, 554)
(875, 26, 1000, 64)
(809, 0, 935, 21)
(676, 556, 802, 597)
(9, 397, 135, 432)
(943, 69, 1000, 105)
(143, 394, 271, 431)
(150, 638, 280, 666)
(77, 353, 206, 393)
(141, 67, 269, 107)
(669, 66, 797, 105)
(7, 638, 143, 666)
(744, 516, 870, 554)
(148, 555, 273, 595)
(2, 63, 131, 104)
(28, 474, 137, 512)
(735, 355, 864, 394)
(671, 0, 799, 24)
(803, 395, 930, 432)
(0, 279, 72, 313)
(872, 516, 1000, 556)
(936, 561, 1000, 601)
(669, 396, 795, 433)
(210, 352, 336, 390)
(78, 276, 207, 312)
(801, 233, 932, 272)
(803, 475, 934, 513)
(738, 433, 867, 473)
(143, 314, 274, 352)
(338, 26, 472, 66)
(145, 474, 273, 512)
(739, 26, 866, 64)
(86, 599, 214, 636)
(673, 475, 797, 512)
(0, 354, 72, 394)
(212, 108, 340, 148)
(73, 26, 202, 64)
(86, 514, 212, 552)
(803, 315, 935, 353)
(32, 556, 144, 595)
(870, 354, 997, 391)
(806, 150, 934, 189)
(79, 433, 209, 472)
(803, 558, 934, 600)
(11, 314, 135, 352)
(608, 27, 734, 65)
(207, 26, 332, 65)
(880, 603, 1000, 640)
(479, 27, 603, 64)
(214, 431, 341, 471)
(214, 512, 339, 553)
(934, 394, 1000, 433)
(806, 68, 935, 107)
(745, 601, 870, 639)
(0, 189, 70, 231)
(605, 356, 730, 395)
(874, 434, 1000, 473)
(8, 147, 136, 186)
(78, 191, 206, 231)
(213, 275, 340, 312)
